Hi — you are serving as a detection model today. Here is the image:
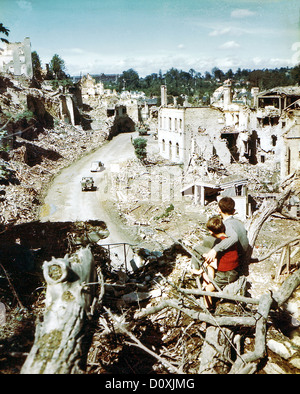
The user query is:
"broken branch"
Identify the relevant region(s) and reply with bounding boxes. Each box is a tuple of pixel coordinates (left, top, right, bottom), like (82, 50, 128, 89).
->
(257, 236, 300, 262)
(229, 268, 300, 374)
(0, 263, 25, 310)
(104, 307, 181, 374)
(229, 292, 273, 374)
(135, 298, 257, 328)
(181, 288, 260, 305)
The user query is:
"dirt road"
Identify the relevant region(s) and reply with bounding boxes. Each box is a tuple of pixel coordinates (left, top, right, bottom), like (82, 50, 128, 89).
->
(40, 131, 142, 266)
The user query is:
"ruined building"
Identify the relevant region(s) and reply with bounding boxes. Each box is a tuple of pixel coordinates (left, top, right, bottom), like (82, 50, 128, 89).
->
(157, 83, 300, 181)
(0, 37, 33, 79)
(157, 83, 300, 216)
(256, 87, 300, 179)
(79, 73, 155, 136)
(158, 99, 225, 165)
(282, 109, 300, 179)
(158, 84, 237, 166)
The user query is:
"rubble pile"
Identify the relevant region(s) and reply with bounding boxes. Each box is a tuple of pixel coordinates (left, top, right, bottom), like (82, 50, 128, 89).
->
(106, 155, 275, 249)
(108, 148, 299, 249)
(103, 244, 185, 307)
(87, 243, 300, 374)
(103, 156, 210, 249)
(87, 246, 204, 374)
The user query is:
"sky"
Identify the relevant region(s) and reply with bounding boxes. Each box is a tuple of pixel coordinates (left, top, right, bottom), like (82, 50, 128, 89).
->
(1, 0, 300, 77)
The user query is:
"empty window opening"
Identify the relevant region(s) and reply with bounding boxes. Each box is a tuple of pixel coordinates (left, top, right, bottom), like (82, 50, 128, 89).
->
(169, 141, 172, 159)
(221, 133, 239, 162)
(235, 185, 243, 196)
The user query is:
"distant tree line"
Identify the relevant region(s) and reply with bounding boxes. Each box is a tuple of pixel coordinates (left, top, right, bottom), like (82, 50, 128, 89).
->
(111, 65, 300, 104)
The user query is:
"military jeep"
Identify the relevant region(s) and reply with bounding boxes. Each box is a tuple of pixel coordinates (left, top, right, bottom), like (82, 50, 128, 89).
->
(81, 177, 95, 191)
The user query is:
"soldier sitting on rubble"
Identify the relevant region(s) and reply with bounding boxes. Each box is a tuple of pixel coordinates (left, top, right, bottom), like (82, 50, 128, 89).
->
(192, 215, 240, 309)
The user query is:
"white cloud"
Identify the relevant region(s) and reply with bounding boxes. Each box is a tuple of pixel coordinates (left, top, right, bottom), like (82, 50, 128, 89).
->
(248, 56, 294, 69)
(209, 28, 232, 37)
(220, 41, 240, 49)
(69, 48, 85, 54)
(247, 43, 300, 69)
(16, 0, 32, 11)
(177, 44, 185, 49)
(269, 57, 294, 67)
(209, 26, 250, 38)
(231, 9, 256, 18)
(252, 57, 263, 65)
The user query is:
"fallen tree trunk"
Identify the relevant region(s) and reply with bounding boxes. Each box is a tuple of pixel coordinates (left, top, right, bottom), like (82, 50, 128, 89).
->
(199, 326, 235, 374)
(272, 267, 300, 307)
(229, 268, 300, 374)
(198, 277, 247, 374)
(21, 247, 95, 374)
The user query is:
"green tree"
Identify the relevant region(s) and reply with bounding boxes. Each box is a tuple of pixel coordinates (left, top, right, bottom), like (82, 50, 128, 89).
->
(225, 69, 234, 80)
(118, 69, 140, 91)
(165, 68, 180, 96)
(49, 54, 67, 79)
(248, 69, 265, 89)
(211, 67, 224, 81)
(204, 71, 212, 80)
(32, 51, 43, 80)
(103, 65, 299, 103)
(132, 137, 147, 162)
(0, 23, 9, 44)
(159, 69, 163, 82)
(291, 64, 300, 85)
(140, 73, 161, 96)
(189, 68, 196, 79)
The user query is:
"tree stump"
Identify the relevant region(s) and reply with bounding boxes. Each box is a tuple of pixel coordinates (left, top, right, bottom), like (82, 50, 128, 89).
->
(21, 247, 95, 374)
(199, 276, 247, 374)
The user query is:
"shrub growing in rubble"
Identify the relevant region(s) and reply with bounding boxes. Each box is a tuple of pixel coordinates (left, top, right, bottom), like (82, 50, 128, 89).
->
(132, 137, 147, 162)
(2, 110, 34, 123)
